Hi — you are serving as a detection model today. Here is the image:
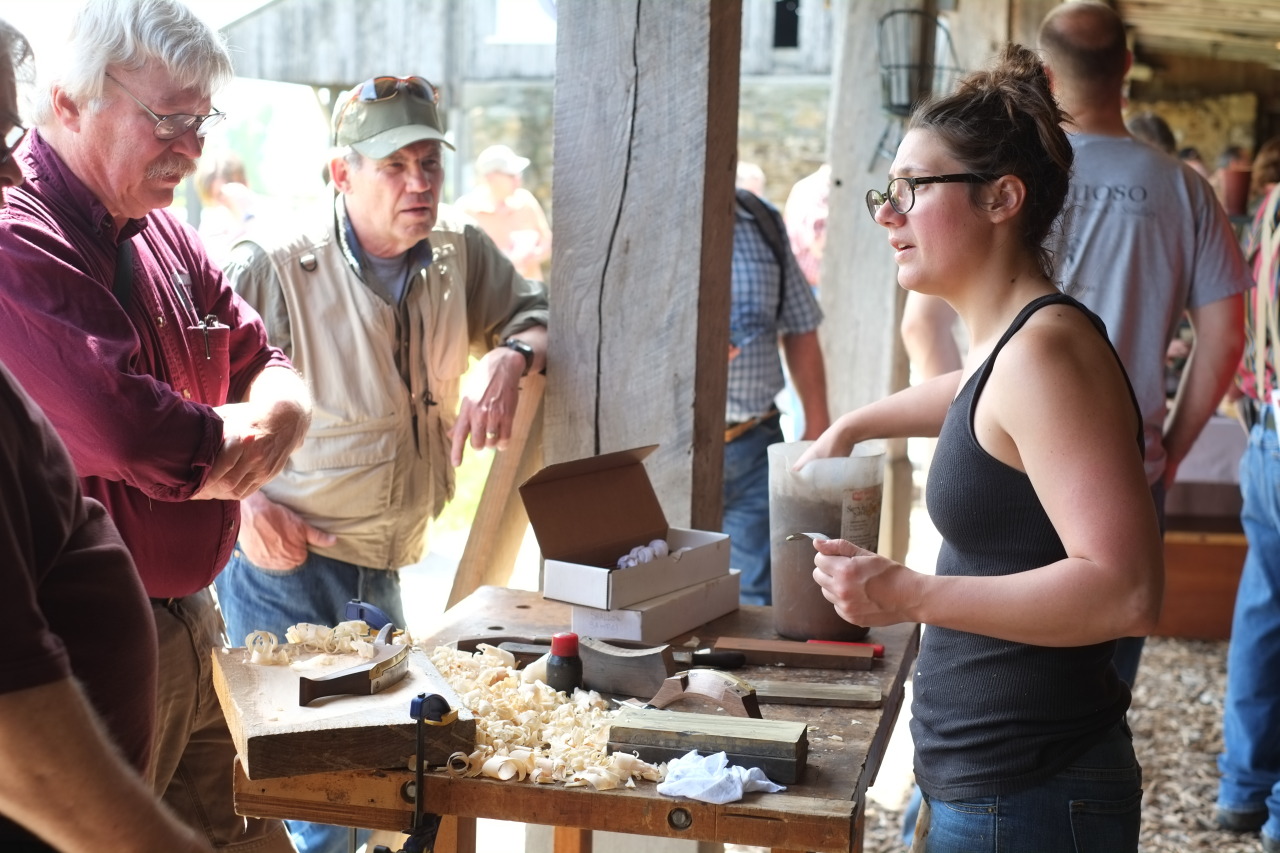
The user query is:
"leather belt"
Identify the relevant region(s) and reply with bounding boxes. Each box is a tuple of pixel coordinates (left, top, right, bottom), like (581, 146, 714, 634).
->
(724, 407, 780, 443)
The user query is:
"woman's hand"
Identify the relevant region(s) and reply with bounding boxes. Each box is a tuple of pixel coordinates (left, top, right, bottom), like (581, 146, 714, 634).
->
(811, 537, 919, 628)
(793, 417, 857, 470)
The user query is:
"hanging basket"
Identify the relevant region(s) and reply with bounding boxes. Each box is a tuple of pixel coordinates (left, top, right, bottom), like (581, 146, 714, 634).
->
(872, 10, 965, 167)
(877, 9, 965, 117)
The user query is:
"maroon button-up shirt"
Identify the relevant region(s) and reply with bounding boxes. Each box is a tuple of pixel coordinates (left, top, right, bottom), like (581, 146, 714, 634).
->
(0, 131, 292, 597)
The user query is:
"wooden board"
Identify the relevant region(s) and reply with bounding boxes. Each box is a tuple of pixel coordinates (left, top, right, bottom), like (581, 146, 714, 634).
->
(752, 680, 882, 709)
(212, 645, 475, 780)
(608, 708, 806, 760)
(712, 636, 875, 669)
(608, 707, 808, 785)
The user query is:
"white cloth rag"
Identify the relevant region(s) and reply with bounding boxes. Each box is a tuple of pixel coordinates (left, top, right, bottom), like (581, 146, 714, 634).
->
(655, 749, 786, 804)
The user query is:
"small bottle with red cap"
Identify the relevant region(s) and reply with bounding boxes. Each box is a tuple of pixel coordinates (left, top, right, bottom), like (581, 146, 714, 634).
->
(545, 631, 583, 694)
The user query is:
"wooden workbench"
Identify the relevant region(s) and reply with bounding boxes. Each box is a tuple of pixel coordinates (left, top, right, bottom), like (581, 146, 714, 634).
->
(229, 586, 919, 853)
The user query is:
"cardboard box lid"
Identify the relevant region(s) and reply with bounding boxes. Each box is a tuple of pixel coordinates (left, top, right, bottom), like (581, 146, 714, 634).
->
(520, 445, 669, 567)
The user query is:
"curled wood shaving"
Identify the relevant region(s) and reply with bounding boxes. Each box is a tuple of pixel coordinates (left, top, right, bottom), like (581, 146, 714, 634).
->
(429, 644, 665, 788)
(245, 631, 290, 666)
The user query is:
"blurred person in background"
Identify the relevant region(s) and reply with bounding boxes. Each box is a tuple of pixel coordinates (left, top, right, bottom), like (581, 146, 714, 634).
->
(1126, 110, 1176, 155)
(725, 173, 829, 605)
(195, 150, 260, 265)
(783, 162, 829, 292)
(454, 143, 552, 281)
(1213, 150, 1280, 853)
(1248, 136, 1280, 216)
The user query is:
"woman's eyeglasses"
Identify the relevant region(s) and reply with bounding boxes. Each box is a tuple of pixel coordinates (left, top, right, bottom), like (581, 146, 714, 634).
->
(0, 122, 27, 167)
(865, 174, 995, 219)
(105, 73, 225, 140)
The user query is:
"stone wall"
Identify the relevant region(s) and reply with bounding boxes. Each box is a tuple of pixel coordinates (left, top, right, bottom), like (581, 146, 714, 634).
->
(1126, 92, 1258, 167)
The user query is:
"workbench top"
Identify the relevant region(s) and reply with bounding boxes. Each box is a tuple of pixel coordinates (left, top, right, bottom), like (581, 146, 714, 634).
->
(229, 586, 919, 853)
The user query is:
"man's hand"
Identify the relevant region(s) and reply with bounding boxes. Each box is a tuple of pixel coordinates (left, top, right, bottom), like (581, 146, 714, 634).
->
(238, 491, 336, 570)
(194, 367, 310, 501)
(449, 346, 525, 467)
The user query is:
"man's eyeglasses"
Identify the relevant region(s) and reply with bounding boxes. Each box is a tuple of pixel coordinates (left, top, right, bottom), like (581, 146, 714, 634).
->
(865, 174, 995, 219)
(350, 76, 439, 106)
(105, 73, 225, 140)
(0, 122, 27, 167)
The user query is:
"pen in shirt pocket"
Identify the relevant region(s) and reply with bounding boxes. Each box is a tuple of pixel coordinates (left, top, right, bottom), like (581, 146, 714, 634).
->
(171, 271, 223, 359)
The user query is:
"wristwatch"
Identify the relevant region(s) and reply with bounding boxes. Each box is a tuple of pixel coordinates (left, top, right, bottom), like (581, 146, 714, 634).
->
(501, 338, 534, 376)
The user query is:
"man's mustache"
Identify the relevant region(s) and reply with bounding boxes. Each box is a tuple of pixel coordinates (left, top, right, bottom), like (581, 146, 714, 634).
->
(145, 156, 197, 182)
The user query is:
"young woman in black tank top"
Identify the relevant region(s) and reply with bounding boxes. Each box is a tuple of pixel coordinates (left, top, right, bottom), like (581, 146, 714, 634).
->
(793, 43, 1162, 853)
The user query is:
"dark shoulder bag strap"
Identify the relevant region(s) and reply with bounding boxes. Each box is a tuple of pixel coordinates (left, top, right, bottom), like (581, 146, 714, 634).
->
(735, 187, 789, 319)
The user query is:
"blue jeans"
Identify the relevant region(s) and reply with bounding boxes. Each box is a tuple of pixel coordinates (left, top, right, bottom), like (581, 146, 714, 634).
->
(214, 547, 408, 646)
(214, 548, 408, 853)
(915, 723, 1142, 853)
(1217, 416, 1280, 844)
(722, 415, 784, 605)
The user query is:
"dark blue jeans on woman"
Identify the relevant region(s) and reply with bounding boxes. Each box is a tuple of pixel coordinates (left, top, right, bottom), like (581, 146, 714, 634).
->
(914, 722, 1142, 853)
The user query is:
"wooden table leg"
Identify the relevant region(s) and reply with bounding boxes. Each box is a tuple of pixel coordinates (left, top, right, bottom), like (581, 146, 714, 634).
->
(434, 815, 477, 853)
(552, 826, 592, 853)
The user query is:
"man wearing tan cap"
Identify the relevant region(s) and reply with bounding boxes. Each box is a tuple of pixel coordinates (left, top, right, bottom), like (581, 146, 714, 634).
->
(455, 142, 553, 280)
(213, 76, 548, 853)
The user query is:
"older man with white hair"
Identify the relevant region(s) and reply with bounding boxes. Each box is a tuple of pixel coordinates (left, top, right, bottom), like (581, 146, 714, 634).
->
(0, 1, 308, 850)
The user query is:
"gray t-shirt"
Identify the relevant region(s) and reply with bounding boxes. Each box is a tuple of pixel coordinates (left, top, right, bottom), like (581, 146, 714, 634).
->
(1050, 134, 1253, 483)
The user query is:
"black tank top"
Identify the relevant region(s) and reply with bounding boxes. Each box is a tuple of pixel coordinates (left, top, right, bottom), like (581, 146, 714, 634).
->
(911, 292, 1140, 801)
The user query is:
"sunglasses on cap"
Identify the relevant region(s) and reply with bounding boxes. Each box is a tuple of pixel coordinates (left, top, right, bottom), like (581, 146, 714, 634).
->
(350, 76, 439, 106)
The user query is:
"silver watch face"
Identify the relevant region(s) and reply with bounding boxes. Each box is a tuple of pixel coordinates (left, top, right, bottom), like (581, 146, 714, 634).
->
(503, 339, 533, 371)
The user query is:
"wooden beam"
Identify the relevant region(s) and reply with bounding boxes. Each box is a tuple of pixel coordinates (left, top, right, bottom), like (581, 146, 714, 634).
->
(823, 0, 1011, 564)
(448, 374, 545, 609)
(823, 2, 919, 561)
(547, 0, 740, 530)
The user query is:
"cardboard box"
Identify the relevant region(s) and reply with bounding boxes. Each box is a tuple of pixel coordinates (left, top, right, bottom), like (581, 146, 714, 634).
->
(571, 569, 741, 644)
(520, 446, 730, 609)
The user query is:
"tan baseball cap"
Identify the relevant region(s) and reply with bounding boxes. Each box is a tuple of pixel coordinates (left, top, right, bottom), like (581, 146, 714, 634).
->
(331, 76, 454, 160)
(475, 144, 530, 176)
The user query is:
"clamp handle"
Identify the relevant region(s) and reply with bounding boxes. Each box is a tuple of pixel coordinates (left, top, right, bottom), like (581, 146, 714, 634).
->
(410, 692, 458, 726)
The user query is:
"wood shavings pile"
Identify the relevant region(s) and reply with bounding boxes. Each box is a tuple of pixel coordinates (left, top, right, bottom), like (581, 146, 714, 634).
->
(242, 620, 410, 667)
(857, 636, 1262, 853)
(430, 644, 664, 789)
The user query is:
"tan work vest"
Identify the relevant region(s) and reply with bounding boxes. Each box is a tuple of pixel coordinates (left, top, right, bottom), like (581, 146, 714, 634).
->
(255, 212, 473, 569)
